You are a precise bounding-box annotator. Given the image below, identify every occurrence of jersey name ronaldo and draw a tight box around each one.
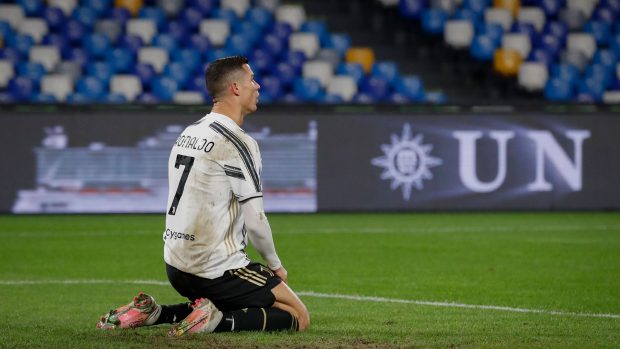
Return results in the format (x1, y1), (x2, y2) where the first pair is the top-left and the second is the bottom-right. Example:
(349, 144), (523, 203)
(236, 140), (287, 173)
(163, 112), (263, 279)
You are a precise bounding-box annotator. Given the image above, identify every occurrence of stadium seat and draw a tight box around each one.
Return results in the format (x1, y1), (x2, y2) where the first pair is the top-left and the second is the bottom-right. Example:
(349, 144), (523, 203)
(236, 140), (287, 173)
(29, 45), (61, 71)
(485, 8), (513, 31)
(260, 34), (285, 58)
(0, 60), (15, 88)
(163, 62), (190, 88)
(517, 7), (545, 32)
(336, 62), (365, 84)
(567, 32), (597, 60)
(560, 49), (588, 71)
(189, 0), (217, 16)
(249, 48), (274, 74)
(66, 92), (92, 103)
(0, 5), (25, 29)
(518, 62), (548, 91)
(289, 32), (319, 59)
(578, 76), (605, 101)
(83, 33), (111, 59)
(0, 48), (21, 65)
(33, 92), (57, 103)
(151, 76), (179, 101)
(139, 7), (167, 31)
(551, 63), (580, 87)
(345, 47), (375, 73)
(19, 0), (45, 17)
(325, 33), (351, 57)
(49, 0), (77, 16)
(8, 33), (35, 56)
(302, 60), (333, 88)
(270, 22), (293, 41)
(42, 33), (71, 58)
(301, 20), (330, 46)
(493, 0), (520, 16)
(293, 77), (324, 101)
(126, 19), (157, 45)
(222, 0), (250, 18)
(394, 75), (425, 101)
(172, 49), (201, 74)
(8, 76), (37, 101)
(17, 62), (46, 83)
(246, 6), (274, 30)
(179, 7), (203, 31)
(226, 34), (253, 56)
(559, 8), (586, 31)
(421, 8), (448, 35)
(153, 33), (179, 55)
(399, 0), (425, 19)
(444, 19), (475, 49)
(185, 34), (211, 54)
(17, 19), (48, 44)
(173, 91), (205, 104)
(540, 0), (562, 18)
(256, 0), (280, 12)
(258, 75), (284, 101)
(603, 90), (620, 103)
(106, 48), (134, 74)
(102, 93), (128, 104)
(371, 61), (399, 86)
(95, 20), (122, 43)
(72, 6), (98, 29)
(115, 0), (144, 16)
(110, 74), (142, 101)
(502, 33), (532, 59)
(200, 19), (230, 46)
(40, 74), (73, 101)
(326, 75), (357, 102)
(76, 76), (106, 100)
(108, 7), (132, 27)
(494, 48), (523, 76)
(118, 34), (143, 54)
(584, 21), (612, 46)
(53, 61), (82, 82)
(42, 7), (65, 31)
(86, 61), (114, 84)
(316, 48), (341, 69)
(567, 0), (596, 18)
(360, 76), (390, 100)
(137, 47), (168, 73)
(270, 62), (296, 87)
(275, 4), (306, 31)
(593, 49), (618, 69)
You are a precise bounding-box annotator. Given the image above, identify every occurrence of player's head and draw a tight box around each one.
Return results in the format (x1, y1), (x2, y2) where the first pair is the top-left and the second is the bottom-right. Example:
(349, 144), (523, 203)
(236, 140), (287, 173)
(205, 56), (260, 114)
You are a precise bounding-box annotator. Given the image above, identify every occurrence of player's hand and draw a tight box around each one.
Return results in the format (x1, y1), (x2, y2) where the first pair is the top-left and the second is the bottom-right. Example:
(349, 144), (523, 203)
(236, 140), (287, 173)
(273, 266), (288, 284)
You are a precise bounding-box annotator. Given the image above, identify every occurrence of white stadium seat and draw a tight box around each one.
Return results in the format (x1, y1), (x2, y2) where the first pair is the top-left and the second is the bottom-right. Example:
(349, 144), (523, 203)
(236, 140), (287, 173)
(567, 32), (597, 60)
(95, 20), (122, 43)
(316, 48), (341, 69)
(502, 33), (532, 59)
(517, 7), (546, 32)
(0, 4), (25, 29)
(138, 47), (169, 73)
(48, 0), (77, 16)
(567, 0), (597, 18)
(221, 0), (250, 17)
(200, 19), (230, 46)
(275, 4), (306, 30)
(0, 60), (15, 88)
(126, 19), (157, 45)
(444, 19), (474, 49)
(173, 91), (205, 104)
(54, 61), (83, 82)
(485, 8), (513, 31)
(29, 45), (61, 71)
(110, 75), (143, 101)
(256, 0), (280, 12)
(302, 60), (334, 88)
(289, 32), (319, 59)
(327, 75), (357, 102)
(518, 62), (548, 91)
(603, 90), (620, 104)
(41, 74), (73, 101)
(18, 19), (49, 43)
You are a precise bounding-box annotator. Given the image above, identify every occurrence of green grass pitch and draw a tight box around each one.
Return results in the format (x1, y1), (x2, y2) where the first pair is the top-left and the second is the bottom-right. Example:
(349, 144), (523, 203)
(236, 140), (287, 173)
(0, 212), (619, 348)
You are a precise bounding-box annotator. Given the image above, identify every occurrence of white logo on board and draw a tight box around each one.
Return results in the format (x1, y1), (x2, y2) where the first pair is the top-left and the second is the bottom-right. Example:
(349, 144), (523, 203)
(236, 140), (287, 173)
(371, 124), (442, 200)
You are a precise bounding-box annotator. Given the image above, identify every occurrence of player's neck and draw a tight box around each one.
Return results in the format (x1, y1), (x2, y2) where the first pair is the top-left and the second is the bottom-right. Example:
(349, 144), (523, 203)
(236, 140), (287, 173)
(211, 101), (244, 126)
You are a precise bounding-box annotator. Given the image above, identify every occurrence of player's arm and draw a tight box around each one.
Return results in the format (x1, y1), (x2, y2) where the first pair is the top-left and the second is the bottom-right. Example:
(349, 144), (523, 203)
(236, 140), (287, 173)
(241, 197), (287, 282)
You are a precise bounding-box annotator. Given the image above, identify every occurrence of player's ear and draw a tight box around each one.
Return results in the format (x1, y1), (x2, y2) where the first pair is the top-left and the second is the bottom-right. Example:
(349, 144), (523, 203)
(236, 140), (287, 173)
(229, 82), (240, 96)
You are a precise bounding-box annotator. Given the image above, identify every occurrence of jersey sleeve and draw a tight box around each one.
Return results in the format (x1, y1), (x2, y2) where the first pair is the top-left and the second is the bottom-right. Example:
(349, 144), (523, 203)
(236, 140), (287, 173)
(217, 138), (263, 203)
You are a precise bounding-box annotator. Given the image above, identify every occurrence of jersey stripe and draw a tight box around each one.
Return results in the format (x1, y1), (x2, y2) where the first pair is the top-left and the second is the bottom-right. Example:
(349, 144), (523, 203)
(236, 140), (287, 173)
(209, 122), (261, 192)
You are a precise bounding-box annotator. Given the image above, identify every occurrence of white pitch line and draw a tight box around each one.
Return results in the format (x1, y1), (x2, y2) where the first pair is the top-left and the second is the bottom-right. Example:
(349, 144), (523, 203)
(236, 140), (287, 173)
(0, 279), (618, 320)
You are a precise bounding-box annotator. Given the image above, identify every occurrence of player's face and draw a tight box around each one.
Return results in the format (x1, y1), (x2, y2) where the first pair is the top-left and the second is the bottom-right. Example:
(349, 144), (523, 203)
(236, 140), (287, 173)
(238, 64), (260, 114)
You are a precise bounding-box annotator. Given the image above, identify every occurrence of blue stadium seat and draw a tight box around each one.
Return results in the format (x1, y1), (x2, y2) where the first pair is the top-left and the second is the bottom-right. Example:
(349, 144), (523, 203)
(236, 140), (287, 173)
(187, 74), (209, 95)
(282, 50), (306, 73)
(106, 47), (134, 73)
(72, 6), (98, 29)
(64, 47), (91, 68)
(534, 34), (562, 58)
(43, 6), (66, 31)
(577, 76), (605, 101)
(172, 49), (201, 74)
(189, 0), (216, 16)
(592, 6), (615, 25)
(528, 48), (554, 66)
(139, 7), (167, 31)
(153, 33), (179, 54)
(0, 20), (14, 42)
(8, 77), (37, 101)
(543, 21), (568, 40)
(394, 75), (425, 101)
(336, 62), (365, 84)
(17, 0), (44, 16)
(132, 63), (157, 87)
(213, 8), (238, 23)
(42, 33), (71, 58)
(151, 76), (179, 101)
(118, 34), (144, 53)
(324, 33), (351, 57)
(293, 77), (324, 101)
(399, 0), (425, 19)
(585, 63), (614, 88)
(322, 93), (343, 104)
(185, 34), (211, 54)
(234, 21), (262, 44)
(511, 22), (538, 42)
(107, 7), (131, 27)
(257, 75), (283, 101)
(163, 62), (190, 88)
(465, 0), (491, 14)
(88, 0), (112, 17)
(371, 61), (399, 87)
(63, 19), (88, 45)
(454, 8), (481, 23)
(102, 92), (127, 103)
(225, 33), (253, 56)
(83, 33), (111, 59)
(550, 63), (580, 87)
(134, 93), (158, 103)
(425, 91), (447, 104)
(270, 22), (293, 41)
(250, 48), (274, 74)
(206, 48), (231, 62)
(0, 92), (16, 103)
(166, 21), (188, 42)
(360, 76), (390, 101)
(66, 92), (93, 103)
(76, 76), (106, 100)
(270, 62), (296, 87)
(421, 9), (448, 35)
(352, 92), (376, 104)
(246, 6), (274, 30)
(300, 20), (329, 46)
(544, 77), (574, 101)
(179, 7), (203, 31)
(33, 92), (56, 103)
(592, 49), (618, 68)
(86, 61), (114, 84)
(0, 48), (21, 64)
(478, 22), (504, 46)
(539, 0), (562, 18)
(470, 35), (497, 61)
(260, 34), (285, 58)
(388, 92), (412, 104)
(7, 34), (35, 56)
(17, 62), (46, 82)
(585, 20), (612, 45)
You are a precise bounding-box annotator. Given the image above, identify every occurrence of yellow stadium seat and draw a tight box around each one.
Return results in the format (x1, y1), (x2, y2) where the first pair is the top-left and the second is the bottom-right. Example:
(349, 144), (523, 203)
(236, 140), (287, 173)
(115, 0), (144, 16)
(345, 47), (375, 73)
(494, 0), (520, 17)
(493, 48), (522, 76)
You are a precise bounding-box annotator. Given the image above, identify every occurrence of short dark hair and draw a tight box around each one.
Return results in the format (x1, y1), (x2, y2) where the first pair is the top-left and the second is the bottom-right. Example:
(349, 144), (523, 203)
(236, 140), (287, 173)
(204, 56), (249, 100)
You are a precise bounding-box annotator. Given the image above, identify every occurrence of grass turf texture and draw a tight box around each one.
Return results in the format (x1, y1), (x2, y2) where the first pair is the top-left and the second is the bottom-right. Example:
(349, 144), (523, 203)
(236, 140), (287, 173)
(0, 212), (619, 348)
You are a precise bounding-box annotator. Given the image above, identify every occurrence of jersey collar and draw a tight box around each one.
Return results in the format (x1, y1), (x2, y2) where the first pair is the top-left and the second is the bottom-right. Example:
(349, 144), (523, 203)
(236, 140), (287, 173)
(208, 112), (243, 132)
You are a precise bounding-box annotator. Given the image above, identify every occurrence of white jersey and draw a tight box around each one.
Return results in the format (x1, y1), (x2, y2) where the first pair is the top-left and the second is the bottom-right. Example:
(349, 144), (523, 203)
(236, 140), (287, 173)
(163, 112), (263, 279)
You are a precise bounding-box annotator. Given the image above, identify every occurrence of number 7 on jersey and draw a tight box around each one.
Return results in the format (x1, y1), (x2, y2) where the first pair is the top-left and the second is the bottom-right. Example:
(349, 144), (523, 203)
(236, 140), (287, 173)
(168, 154), (195, 215)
